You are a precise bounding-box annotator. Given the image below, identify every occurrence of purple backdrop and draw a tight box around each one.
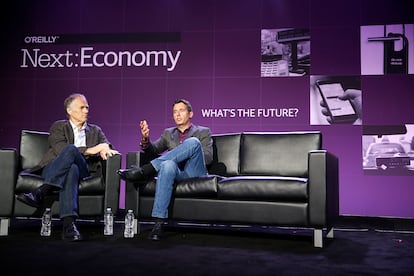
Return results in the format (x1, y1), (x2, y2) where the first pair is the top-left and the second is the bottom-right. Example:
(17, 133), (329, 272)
(1, 0), (414, 218)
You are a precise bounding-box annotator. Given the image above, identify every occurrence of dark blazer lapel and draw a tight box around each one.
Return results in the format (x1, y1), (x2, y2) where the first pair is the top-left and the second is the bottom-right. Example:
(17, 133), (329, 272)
(188, 125), (196, 137)
(85, 124), (93, 148)
(171, 128), (180, 146)
(64, 121), (75, 144)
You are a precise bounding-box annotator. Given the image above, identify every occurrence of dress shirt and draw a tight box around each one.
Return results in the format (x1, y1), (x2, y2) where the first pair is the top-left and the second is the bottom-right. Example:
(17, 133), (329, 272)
(70, 120), (86, 148)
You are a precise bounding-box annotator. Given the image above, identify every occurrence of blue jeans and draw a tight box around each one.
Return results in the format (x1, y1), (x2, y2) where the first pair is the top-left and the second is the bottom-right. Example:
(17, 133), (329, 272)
(41, 145), (89, 218)
(150, 137), (207, 218)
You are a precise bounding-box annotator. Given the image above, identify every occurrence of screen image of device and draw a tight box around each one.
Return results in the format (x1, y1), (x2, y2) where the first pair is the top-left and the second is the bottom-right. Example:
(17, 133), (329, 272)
(316, 80), (358, 123)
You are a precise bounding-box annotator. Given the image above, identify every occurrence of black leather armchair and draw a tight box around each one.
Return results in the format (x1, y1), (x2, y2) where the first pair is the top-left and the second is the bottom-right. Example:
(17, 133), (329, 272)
(0, 130), (121, 236)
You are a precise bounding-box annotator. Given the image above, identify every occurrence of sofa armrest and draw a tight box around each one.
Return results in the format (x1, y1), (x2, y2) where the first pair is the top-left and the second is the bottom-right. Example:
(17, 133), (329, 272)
(0, 148), (18, 217)
(308, 150), (339, 227)
(103, 153), (121, 215)
(126, 151), (141, 168)
(124, 152), (142, 212)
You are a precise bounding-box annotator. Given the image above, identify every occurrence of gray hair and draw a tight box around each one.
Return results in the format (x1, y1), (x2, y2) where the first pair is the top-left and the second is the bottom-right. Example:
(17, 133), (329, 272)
(64, 93), (87, 116)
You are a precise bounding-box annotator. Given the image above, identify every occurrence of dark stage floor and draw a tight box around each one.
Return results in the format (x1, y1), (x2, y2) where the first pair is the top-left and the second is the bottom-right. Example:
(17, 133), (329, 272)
(1, 215), (413, 275)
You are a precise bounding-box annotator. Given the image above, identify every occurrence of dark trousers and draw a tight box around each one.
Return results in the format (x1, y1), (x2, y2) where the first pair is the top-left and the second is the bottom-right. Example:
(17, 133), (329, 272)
(41, 145), (89, 218)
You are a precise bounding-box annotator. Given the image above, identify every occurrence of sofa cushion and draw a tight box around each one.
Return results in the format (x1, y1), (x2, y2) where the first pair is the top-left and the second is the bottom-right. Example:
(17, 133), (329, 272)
(240, 132), (321, 177)
(140, 175), (220, 198)
(210, 133), (241, 176)
(20, 130), (49, 170)
(217, 176), (308, 201)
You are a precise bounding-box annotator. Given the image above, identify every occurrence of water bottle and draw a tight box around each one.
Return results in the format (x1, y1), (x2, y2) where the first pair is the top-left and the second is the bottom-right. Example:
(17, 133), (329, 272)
(40, 208), (52, 236)
(104, 207), (114, 236)
(124, 209), (135, 238)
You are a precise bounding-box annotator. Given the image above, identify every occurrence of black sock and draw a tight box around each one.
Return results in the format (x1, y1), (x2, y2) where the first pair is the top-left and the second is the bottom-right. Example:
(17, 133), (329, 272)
(38, 184), (58, 197)
(62, 216), (75, 227)
(141, 163), (156, 176)
(154, 218), (165, 225)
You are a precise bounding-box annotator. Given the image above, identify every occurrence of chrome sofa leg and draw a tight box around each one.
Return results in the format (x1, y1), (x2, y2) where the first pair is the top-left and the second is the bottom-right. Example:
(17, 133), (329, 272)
(134, 218), (140, 234)
(326, 227), (334, 239)
(314, 227), (334, 248)
(314, 228), (323, 248)
(0, 218), (9, 236)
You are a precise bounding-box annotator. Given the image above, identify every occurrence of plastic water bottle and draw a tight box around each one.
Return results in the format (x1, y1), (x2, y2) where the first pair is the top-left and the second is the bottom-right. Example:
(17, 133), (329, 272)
(40, 208), (52, 236)
(124, 209), (135, 238)
(104, 207), (114, 236)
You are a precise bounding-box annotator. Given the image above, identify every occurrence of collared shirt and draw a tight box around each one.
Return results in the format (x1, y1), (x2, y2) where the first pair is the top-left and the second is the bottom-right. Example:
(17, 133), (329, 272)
(179, 125), (192, 144)
(70, 120), (86, 147)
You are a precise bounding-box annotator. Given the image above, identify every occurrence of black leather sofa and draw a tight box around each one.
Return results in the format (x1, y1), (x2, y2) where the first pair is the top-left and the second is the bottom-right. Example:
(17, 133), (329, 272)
(0, 130), (121, 236)
(125, 131), (339, 247)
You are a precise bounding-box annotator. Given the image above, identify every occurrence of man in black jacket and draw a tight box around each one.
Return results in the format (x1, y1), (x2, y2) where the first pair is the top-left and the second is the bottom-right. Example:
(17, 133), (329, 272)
(16, 93), (119, 241)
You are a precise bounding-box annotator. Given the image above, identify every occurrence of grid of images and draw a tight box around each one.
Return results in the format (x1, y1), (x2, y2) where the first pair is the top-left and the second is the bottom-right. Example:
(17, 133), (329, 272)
(261, 24), (414, 176)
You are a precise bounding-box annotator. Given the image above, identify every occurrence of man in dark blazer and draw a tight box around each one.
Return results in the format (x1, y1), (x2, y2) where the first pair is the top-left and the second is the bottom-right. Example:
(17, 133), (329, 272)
(118, 99), (213, 241)
(16, 93), (119, 241)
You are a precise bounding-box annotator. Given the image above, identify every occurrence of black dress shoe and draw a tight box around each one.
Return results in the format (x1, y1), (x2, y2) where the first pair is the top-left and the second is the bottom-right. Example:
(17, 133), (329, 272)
(16, 192), (41, 208)
(117, 165), (146, 181)
(148, 220), (164, 241)
(16, 184), (58, 209)
(62, 222), (82, 242)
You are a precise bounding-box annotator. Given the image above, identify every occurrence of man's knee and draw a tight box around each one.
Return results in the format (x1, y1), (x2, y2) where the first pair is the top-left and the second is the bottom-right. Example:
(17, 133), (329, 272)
(183, 137), (201, 149)
(61, 144), (78, 156)
(68, 164), (80, 178)
(159, 160), (178, 175)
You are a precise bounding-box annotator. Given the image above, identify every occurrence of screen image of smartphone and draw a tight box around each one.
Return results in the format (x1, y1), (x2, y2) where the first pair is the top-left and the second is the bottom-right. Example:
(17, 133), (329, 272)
(316, 80), (358, 123)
